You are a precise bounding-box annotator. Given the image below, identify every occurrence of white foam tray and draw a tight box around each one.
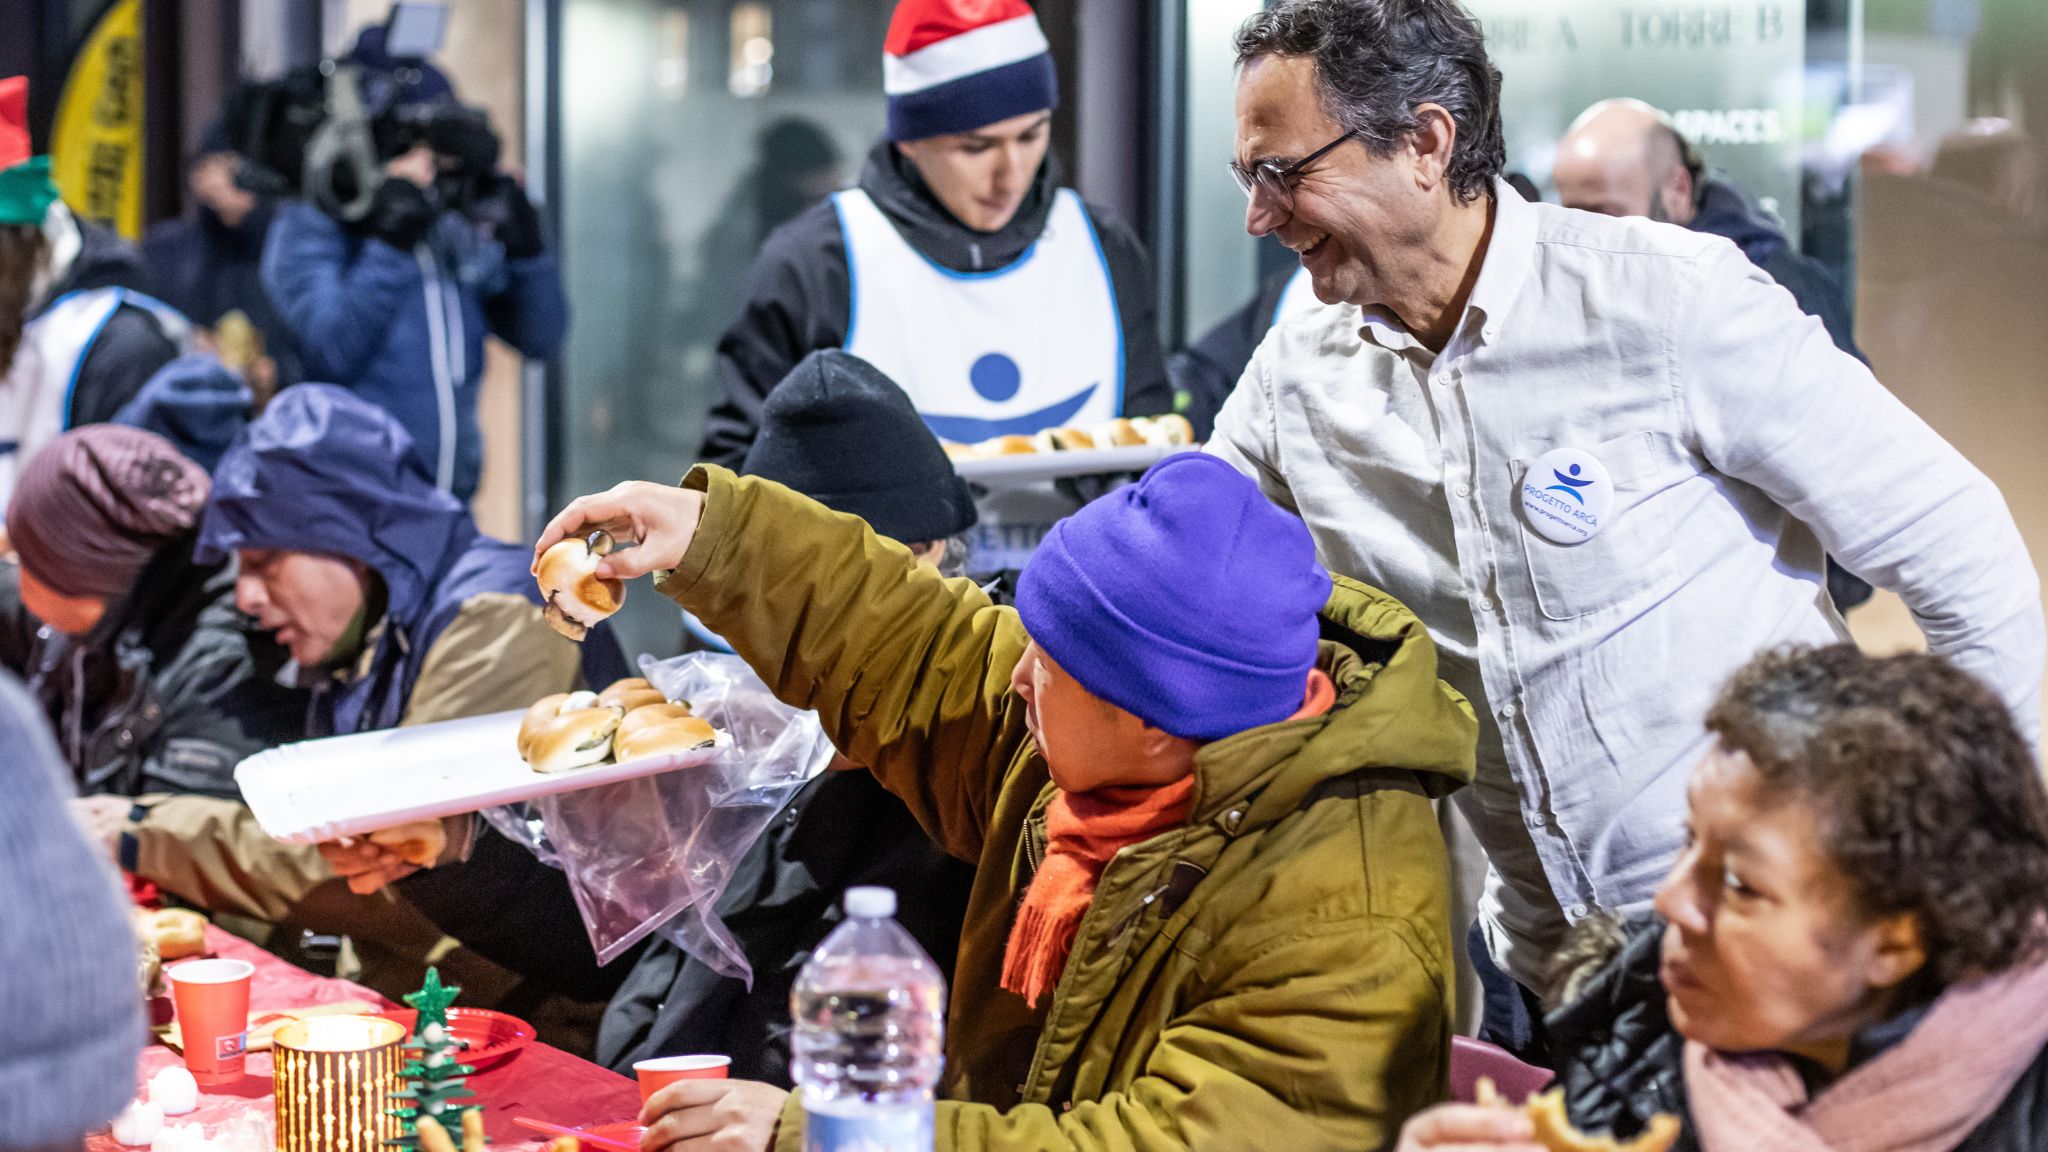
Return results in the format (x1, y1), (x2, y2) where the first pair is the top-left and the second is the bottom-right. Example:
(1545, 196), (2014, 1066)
(235, 709), (731, 845)
(953, 443), (1193, 486)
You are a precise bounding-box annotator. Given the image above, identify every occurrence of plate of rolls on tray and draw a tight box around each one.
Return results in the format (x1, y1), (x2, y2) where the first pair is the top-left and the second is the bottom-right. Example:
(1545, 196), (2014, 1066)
(946, 414), (1198, 486)
(234, 676), (730, 845)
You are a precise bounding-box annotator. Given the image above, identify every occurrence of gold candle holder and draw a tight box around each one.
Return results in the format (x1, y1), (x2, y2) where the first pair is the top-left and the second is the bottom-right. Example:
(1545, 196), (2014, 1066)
(272, 1015), (408, 1152)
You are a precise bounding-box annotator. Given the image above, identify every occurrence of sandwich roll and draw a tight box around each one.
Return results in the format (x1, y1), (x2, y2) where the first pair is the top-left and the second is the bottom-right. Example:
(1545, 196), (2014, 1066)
(617, 701), (696, 745)
(1133, 413), (1196, 447)
(536, 531), (625, 642)
(518, 690), (601, 758)
(597, 677), (666, 712)
(1031, 427), (1095, 453)
(526, 706), (626, 774)
(978, 434), (1037, 457)
(1091, 418), (1146, 448)
(614, 716), (720, 764)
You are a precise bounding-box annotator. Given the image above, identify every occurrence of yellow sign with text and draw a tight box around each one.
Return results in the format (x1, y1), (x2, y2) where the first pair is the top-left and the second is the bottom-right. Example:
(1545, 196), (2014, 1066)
(51, 0), (144, 239)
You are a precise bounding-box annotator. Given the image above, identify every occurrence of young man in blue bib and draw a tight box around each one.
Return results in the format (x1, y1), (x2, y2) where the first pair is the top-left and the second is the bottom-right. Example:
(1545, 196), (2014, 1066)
(700, 0), (1174, 466)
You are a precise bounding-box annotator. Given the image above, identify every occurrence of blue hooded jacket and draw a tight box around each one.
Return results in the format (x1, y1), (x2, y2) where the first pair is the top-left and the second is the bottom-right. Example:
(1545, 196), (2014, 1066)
(262, 198), (567, 502)
(195, 385), (625, 736)
(112, 355), (253, 472)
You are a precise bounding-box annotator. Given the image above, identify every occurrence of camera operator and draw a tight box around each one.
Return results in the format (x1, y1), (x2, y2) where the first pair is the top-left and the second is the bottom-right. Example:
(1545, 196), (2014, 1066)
(261, 98), (566, 503)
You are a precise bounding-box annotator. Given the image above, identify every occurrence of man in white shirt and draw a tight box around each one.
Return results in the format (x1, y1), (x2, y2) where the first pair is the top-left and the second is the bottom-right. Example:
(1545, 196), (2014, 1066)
(1210, 0), (2044, 1040)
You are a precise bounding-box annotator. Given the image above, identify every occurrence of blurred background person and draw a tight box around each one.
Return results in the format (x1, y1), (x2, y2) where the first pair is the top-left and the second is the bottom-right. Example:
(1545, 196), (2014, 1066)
(0, 668), (143, 1152)
(1397, 645), (2048, 1151)
(701, 0), (1172, 466)
(0, 76), (185, 507)
(262, 86), (566, 502)
(1930, 118), (2047, 233)
(143, 127), (298, 393)
(1554, 99), (1860, 362)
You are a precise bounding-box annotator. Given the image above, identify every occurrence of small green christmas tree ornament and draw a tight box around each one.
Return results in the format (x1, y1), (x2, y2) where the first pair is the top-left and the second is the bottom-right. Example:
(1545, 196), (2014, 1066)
(387, 967), (480, 1147)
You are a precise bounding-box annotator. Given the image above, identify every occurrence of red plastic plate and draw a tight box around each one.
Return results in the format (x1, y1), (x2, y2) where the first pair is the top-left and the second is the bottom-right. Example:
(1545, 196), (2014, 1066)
(379, 1006), (536, 1070)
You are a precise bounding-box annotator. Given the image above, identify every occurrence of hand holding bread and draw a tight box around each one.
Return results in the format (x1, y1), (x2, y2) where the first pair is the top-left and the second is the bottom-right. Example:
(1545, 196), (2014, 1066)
(535, 481), (708, 586)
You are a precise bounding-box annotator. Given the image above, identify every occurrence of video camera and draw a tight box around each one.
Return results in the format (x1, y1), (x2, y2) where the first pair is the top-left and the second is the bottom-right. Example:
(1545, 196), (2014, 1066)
(222, 3), (507, 226)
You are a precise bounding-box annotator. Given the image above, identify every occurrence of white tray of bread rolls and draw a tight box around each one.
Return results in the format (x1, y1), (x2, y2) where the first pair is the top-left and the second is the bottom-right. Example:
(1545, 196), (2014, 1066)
(236, 678), (730, 845)
(948, 414), (1199, 486)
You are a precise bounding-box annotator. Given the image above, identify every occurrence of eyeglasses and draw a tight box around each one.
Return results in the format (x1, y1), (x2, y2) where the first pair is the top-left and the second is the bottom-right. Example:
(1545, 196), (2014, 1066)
(1229, 130), (1359, 211)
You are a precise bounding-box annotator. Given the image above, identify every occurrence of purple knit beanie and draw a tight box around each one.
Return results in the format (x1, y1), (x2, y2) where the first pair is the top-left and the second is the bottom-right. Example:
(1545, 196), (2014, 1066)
(1016, 452), (1333, 742)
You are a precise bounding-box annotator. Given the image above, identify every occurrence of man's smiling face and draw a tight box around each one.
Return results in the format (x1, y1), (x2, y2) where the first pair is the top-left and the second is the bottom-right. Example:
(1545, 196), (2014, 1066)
(1234, 54), (1436, 309)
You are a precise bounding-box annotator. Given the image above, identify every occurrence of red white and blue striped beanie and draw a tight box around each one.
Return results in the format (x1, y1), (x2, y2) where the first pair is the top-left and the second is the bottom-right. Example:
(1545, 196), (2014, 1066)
(884, 0), (1059, 142)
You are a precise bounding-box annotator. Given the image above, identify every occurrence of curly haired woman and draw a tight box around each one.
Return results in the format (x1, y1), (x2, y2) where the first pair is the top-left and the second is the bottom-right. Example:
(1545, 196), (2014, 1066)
(1398, 644), (2048, 1152)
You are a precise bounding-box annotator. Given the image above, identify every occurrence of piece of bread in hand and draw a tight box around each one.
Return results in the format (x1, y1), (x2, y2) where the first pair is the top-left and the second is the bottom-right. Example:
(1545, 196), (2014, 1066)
(536, 532), (624, 641)
(1474, 1080), (1680, 1152)
(614, 716), (719, 764)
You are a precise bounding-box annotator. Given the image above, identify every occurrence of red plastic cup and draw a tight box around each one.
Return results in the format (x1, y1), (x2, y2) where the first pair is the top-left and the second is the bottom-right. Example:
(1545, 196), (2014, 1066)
(635, 1054), (731, 1101)
(166, 958), (255, 1086)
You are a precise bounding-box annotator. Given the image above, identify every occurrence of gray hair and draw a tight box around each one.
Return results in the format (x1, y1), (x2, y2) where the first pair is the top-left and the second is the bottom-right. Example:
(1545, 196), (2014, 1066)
(1236, 0), (1506, 203)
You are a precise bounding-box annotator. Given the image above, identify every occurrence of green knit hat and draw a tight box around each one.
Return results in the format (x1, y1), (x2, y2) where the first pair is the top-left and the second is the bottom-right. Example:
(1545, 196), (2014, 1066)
(0, 155), (59, 227)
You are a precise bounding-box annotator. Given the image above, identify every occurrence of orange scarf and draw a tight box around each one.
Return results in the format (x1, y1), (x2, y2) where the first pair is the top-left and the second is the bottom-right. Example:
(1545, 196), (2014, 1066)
(1000, 672), (1337, 1008)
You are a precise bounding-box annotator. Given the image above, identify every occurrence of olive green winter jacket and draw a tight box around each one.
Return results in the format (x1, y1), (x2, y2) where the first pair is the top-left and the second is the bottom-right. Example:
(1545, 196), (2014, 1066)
(661, 465), (1478, 1152)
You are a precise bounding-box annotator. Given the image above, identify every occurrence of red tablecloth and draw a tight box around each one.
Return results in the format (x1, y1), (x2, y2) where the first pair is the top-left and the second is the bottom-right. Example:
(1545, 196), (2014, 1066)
(90, 926), (641, 1150)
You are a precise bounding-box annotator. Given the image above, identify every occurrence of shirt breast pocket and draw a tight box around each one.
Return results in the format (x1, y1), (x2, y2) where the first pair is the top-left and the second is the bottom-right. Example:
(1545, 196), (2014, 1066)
(1511, 430), (1677, 622)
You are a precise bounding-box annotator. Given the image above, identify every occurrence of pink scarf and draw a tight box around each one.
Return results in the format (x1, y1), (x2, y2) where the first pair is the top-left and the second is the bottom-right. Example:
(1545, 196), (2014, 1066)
(1686, 957), (2048, 1152)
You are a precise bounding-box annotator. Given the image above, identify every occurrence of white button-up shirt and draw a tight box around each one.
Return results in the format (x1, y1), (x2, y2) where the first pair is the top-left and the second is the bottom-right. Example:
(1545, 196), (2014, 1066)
(1209, 180), (2045, 986)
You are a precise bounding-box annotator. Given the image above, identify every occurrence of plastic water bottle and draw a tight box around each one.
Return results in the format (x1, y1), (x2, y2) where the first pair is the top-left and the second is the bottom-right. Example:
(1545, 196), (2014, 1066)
(791, 886), (947, 1152)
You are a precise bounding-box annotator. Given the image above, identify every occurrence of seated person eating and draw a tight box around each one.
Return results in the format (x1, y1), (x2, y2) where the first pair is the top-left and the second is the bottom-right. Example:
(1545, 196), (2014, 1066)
(537, 450), (1479, 1151)
(1396, 644), (2048, 1152)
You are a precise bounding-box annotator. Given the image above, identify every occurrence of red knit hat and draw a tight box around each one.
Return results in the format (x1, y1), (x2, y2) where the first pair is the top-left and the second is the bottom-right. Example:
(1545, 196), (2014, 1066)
(0, 76), (29, 171)
(883, 0), (1057, 141)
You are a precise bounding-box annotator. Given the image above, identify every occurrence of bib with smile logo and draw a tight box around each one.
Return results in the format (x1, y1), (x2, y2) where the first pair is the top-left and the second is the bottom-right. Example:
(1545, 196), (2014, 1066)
(833, 187), (1124, 443)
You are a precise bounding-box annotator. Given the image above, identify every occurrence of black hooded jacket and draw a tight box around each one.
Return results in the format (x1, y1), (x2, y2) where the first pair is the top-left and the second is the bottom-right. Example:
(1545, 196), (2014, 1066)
(143, 200), (299, 386)
(1547, 920), (2048, 1152)
(0, 531), (306, 800)
(701, 142), (1172, 466)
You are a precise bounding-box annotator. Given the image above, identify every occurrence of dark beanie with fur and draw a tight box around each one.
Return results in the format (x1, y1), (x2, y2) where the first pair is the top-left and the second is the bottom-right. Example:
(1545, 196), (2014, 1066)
(7, 425), (210, 600)
(742, 350), (977, 544)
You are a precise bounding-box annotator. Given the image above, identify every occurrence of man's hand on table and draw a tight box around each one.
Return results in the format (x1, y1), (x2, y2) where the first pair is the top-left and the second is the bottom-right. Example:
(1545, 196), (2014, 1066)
(318, 818), (448, 894)
(68, 793), (131, 858)
(639, 1079), (788, 1152)
(535, 481), (707, 582)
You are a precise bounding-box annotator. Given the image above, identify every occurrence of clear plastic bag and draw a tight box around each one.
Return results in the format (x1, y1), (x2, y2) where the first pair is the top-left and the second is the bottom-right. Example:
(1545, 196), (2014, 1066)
(481, 651), (834, 980)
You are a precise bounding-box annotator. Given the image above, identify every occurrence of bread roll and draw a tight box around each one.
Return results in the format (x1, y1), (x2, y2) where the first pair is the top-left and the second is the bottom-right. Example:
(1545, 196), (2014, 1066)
(614, 716), (719, 764)
(1091, 418), (1146, 447)
(617, 701), (696, 744)
(537, 532), (625, 641)
(1031, 427), (1095, 452)
(978, 434), (1037, 456)
(518, 690), (602, 758)
(135, 908), (207, 960)
(941, 441), (979, 462)
(1133, 413), (1196, 447)
(526, 706), (625, 774)
(598, 677), (667, 713)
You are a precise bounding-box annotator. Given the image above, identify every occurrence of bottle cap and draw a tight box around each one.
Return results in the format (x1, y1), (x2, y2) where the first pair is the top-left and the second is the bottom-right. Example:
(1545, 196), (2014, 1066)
(844, 886), (897, 919)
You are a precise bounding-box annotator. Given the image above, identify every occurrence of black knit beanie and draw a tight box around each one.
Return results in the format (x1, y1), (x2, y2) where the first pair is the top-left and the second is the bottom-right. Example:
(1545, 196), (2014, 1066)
(742, 350), (978, 544)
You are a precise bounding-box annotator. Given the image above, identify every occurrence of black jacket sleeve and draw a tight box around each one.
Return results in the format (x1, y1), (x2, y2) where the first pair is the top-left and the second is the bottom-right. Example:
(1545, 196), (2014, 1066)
(394, 823), (640, 1003)
(1087, 206), (1173, 420)
(69, 305), (178, 426)
(700, 206), (852, 469)
(1761, 248), (1865, 364)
